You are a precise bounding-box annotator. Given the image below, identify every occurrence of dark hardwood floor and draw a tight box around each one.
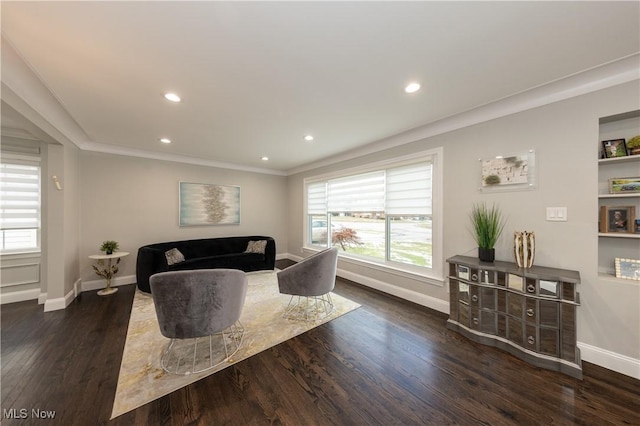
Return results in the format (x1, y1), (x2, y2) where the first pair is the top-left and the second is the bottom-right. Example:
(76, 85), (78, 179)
(2, 260), (639, 425)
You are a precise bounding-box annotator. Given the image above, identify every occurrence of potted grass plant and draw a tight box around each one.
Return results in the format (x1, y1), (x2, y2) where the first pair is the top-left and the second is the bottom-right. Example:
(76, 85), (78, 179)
(470, 202), (505, 262)
(100, 240), (119, 255)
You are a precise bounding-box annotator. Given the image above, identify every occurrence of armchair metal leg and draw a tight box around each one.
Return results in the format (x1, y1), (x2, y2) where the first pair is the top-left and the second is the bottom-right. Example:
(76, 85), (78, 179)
(282, 293), (334, 321)
(160, 321), (245, 375)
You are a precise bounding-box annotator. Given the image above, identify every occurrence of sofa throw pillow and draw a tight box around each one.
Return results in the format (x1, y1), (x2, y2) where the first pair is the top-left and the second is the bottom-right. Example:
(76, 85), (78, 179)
(244, 240), (267, 254)
(165, 248), (185, 266)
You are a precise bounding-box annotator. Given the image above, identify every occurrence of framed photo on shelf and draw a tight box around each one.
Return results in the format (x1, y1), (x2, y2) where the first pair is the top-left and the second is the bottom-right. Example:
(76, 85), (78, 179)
(609, 177), (640, 194)
(602, 139), (628, 158)
(599, 206), (636, 233)
(615, 258), (640, 281)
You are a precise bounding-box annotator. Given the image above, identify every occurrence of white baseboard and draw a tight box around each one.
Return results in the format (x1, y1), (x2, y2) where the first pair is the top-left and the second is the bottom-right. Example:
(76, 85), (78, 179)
(44, 282), (78, 312)
(42, 275), (136, 312)
(337, 268), (449, 314)
(286, 253), (304, 262)
(275, 253), (290, 261)
(81, 274), (136, 292)
(578, 342), (640, 380)
(38, 292), (47, 304)
(282, 252), (449, 314)
(0, 288), (40, 304)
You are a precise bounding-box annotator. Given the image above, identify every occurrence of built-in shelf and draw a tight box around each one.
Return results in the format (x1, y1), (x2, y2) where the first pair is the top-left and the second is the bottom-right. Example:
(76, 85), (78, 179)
(598, 110), (640, 282)
(598, 193), (640, 199)
(598, 233), (640, 239)
(598, 156), (640, 165)
(599, 110), (640, 124)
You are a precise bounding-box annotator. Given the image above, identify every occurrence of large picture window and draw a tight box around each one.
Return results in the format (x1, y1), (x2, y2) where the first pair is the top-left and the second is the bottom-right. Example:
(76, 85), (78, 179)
(0, 157), (41, 253)
(304, 149), (442, 280)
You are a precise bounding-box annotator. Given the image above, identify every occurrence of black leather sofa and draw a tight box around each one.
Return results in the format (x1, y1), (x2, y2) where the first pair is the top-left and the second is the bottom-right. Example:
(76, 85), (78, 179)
(136, 236), (276, 293)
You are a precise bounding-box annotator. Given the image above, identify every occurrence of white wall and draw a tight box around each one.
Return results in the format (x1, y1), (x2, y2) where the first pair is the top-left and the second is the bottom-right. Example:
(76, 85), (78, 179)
(78, 151), (288, 283)
(287, 80), (640, 376)
(44, 143), (65, 300)
(42, 141), (81, 309)
(63, 141), (80, 296)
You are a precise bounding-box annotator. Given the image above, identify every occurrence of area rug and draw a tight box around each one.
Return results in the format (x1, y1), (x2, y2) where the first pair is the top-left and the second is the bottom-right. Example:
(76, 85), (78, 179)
(111, 270), (360, 419)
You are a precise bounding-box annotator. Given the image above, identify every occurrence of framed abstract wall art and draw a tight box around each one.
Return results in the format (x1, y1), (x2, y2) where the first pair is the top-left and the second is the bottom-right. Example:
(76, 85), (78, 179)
(179, 182), (240, 226)
(479, 149), (536, 192)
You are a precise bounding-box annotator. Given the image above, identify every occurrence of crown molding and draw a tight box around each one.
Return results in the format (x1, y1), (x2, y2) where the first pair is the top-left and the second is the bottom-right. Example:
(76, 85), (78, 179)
(80, 141), (288, 176)
(287, 53), (640, 176)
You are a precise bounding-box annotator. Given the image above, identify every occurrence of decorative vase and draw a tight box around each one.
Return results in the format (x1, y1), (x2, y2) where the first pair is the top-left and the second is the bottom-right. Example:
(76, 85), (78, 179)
(514, 231), (535, 268)
(478, 247), (495, 262)
(106, 249), (113, 255)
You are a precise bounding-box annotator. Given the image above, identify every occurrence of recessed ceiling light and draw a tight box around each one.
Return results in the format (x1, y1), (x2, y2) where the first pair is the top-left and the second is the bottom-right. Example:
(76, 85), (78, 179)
(404, 82), (421, 93)
(304, 135), (314, 141)
(164, 93), (181, 102)
(261, 156), (269, 161)
(160, 138), (171, 144)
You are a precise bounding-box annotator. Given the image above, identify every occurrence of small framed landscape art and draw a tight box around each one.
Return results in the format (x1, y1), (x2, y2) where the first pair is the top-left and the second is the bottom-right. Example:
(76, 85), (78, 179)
(615, 258), (640, 281)
(599, 206), (636, 233)
(179, 182), (240, 226)
(609, 177), (640, 194)
(602, 139), (628, 158)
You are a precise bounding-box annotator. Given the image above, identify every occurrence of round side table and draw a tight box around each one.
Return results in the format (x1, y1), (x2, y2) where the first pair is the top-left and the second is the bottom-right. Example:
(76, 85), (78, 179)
(89, 251), (130, 296)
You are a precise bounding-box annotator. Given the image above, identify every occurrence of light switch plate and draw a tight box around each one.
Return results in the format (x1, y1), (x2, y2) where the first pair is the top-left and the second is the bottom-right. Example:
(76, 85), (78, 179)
(546, 207), (567, 221)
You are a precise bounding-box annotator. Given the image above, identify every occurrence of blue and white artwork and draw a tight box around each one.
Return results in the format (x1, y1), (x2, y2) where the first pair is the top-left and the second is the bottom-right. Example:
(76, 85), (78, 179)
(179, 182), (240, 226)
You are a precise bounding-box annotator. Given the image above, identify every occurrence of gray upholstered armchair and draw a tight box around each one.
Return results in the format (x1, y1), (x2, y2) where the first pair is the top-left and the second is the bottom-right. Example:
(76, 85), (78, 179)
(150, 269), (247, 375)
(277, 247), (339, 321)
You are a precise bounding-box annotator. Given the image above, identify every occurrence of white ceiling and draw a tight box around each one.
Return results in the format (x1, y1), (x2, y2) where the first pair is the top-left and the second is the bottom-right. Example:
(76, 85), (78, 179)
(1, 1), (639, 173)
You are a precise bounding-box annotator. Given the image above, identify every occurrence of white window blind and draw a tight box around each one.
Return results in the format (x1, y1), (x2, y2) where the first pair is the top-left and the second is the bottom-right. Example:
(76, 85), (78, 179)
(0, 157), (41, 252)
(327, 171), (385, 212)
(1, 162), (40, 229)
(307, 182), (327, 215)
(386, 162), (432, 215)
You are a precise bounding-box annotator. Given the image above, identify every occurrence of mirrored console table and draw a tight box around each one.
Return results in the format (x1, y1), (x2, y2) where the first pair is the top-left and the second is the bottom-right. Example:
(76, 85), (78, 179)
(446, 255), (582, 379)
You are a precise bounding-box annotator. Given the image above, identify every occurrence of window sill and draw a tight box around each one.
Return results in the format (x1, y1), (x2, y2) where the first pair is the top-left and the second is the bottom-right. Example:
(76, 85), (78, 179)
(302, 246), (444, 287)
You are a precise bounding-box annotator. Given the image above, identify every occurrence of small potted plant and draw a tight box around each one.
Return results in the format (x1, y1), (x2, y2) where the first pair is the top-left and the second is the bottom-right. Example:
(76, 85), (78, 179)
(100, 240), (119, 255)
(470, 202), (505, 262)
(626, 135), (640, 156)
